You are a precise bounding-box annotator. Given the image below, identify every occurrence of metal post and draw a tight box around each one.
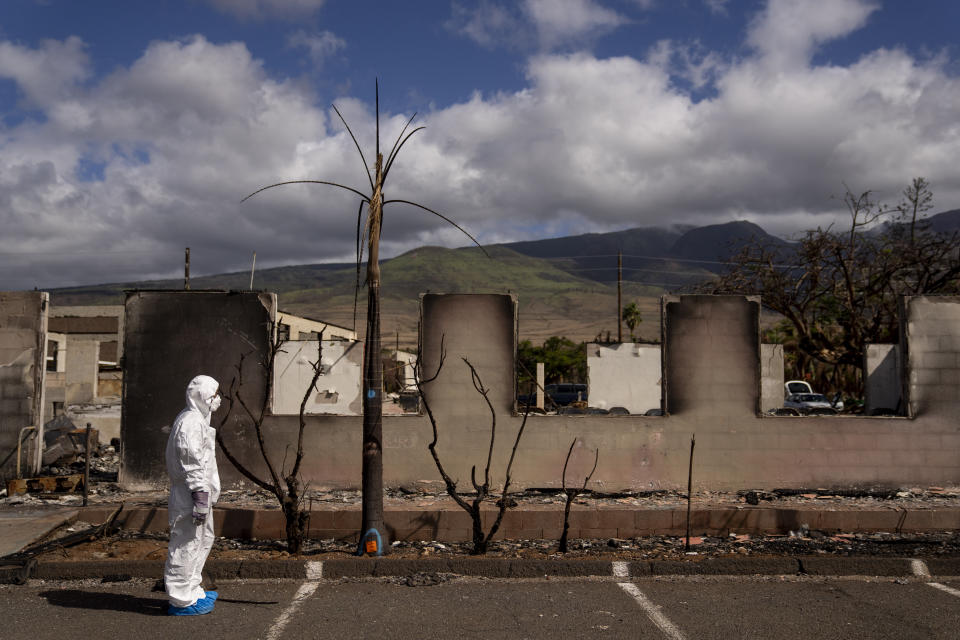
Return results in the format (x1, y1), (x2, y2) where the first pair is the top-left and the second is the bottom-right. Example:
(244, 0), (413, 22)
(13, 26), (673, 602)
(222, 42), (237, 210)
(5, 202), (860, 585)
(83, 422), (92, 507)
(249, 251), (257, 289)
(617, 250), (622, 343)
(184, 247), (191, 290)
(685, 434), (695, 551)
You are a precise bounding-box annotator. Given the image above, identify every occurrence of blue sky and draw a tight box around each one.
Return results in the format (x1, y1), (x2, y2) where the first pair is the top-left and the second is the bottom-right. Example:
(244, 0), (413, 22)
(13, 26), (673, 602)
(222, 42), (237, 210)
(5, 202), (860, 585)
(1, 0), (958, 289)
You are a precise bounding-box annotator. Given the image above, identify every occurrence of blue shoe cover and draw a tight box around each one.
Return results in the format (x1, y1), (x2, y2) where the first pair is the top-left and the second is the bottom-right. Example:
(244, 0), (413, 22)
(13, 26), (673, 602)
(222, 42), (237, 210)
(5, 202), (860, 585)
(168, 597), (215, 616)
(204, 591), (218, 601)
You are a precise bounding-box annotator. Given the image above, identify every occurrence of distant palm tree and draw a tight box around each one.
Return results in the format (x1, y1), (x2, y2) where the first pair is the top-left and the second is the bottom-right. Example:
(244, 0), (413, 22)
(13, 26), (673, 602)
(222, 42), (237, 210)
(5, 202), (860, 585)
(622, 302), (642, 341)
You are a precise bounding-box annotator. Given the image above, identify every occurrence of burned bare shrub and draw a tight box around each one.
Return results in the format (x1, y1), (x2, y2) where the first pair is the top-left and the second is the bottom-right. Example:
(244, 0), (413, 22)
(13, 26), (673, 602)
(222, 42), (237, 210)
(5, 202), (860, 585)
(416, 346), (531, 555)
(216, 327), (325, 554)
(558, 439), (598, 553)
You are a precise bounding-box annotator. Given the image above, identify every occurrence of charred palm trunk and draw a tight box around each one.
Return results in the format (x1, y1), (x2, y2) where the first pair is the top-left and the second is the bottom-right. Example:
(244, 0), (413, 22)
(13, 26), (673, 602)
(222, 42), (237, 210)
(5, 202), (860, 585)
(359, 154), (387, 555)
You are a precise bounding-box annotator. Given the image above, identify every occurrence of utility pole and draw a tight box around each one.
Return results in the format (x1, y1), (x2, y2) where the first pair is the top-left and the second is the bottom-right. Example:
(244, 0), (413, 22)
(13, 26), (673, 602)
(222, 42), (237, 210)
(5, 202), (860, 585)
(617, 250), (622, 343)
(184, 247), (190, 290)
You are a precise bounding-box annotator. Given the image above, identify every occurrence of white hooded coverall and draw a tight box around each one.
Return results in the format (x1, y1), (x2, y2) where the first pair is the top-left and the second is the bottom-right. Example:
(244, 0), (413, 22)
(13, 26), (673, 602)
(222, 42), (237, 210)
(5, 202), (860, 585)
(164, 375), (221, 608)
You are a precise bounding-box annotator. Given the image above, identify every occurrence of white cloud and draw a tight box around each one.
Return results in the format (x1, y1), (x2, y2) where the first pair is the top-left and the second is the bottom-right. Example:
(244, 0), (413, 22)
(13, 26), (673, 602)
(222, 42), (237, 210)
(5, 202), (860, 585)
(287, 30), (346, 67)
(446, 1), (525, 50)
(523, 0), (628, 50)
(205, 0), (326, 20)
(447, 0), (627, 51)
(746, 0), (879, 70)
(0, 37), (90, 107)
(704, 0), (729, 15)
(2, 1), (960, 290)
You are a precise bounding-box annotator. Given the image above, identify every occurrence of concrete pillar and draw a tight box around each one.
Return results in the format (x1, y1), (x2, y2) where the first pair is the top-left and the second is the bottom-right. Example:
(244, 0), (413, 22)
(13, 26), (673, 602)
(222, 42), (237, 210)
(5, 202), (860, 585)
(536, 362), (545, 410)
(663, 295), (760, 416)
(65, 338), (99, 404)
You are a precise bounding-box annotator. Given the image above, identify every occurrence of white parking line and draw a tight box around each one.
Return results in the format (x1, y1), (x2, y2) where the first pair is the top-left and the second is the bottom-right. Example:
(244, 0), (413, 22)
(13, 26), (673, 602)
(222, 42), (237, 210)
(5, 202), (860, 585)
(927, 583), (960, 598)
(618, 583), (688, 640)
(613, 560), (687, 640)
(910, 558), (960, 599)
(911, 559), (931, 578)
(265, 561), (323, 640)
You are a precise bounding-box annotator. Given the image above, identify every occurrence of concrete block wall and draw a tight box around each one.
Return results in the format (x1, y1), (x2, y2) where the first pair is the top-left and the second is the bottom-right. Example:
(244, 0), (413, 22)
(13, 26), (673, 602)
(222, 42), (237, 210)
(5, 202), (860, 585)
(903, 296), (960, 417)
(0, 291), (48, 480)
(120, 292), (960, 492)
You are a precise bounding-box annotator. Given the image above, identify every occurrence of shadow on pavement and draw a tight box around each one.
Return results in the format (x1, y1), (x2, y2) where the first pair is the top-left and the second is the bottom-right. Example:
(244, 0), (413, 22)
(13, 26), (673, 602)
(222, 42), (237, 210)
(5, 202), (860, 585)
(40, 590), (168, 616)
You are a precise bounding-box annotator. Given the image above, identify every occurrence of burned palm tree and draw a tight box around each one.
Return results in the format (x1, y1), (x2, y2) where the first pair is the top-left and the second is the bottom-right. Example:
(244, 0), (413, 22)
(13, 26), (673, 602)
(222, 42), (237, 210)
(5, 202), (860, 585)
(243, 82), (484, 555)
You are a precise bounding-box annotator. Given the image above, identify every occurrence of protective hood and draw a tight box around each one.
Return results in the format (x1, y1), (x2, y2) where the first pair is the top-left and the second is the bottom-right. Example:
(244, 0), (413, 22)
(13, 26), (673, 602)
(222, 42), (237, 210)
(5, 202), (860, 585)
(185, 375), (220, 419)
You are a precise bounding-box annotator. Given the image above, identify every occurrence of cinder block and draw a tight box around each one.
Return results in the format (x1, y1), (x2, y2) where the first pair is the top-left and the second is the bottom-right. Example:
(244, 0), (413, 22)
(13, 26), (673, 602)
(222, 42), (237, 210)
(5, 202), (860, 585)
(818, 511), (859, 532)
(871, 434), (914, 452)
(855, 511), (900, 531)
(918, 352), (957, 369)
(541, 528), (566, 540)
(672, 509), (711, 532)
(331, 509), (361, 529)
(925, 450), (959, 467)
(635, 510), (673, 532)
(857, 450), (894, 467)
(940, 369), (960, 385)
(597, 509), (635, 529)
(911, 369), (941, 385)
(521, 509), (563, 530)
(909, 510), (960, 531)
(306, 510), (335, 530)
(566, 509), (600, 528)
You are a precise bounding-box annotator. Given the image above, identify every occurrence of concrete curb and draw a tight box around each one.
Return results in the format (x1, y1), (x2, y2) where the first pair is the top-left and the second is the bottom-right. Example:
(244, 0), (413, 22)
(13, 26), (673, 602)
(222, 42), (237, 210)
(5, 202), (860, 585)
(3, 556), (957, 584)
(75, 505), (960, 542)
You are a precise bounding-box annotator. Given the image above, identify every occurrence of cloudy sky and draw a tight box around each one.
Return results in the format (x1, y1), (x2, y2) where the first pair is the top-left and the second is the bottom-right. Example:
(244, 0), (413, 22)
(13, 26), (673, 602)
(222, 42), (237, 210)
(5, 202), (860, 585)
(1, 0), (958, 290)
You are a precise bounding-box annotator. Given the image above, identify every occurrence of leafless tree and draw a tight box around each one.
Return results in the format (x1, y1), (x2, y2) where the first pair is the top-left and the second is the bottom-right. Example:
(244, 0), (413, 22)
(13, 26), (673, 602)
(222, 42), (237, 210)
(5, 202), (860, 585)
(415, 342), (531, 554)
(216, 328), (325, 554)
(558, 439), (598, 553)
(242, 82), (485, 554)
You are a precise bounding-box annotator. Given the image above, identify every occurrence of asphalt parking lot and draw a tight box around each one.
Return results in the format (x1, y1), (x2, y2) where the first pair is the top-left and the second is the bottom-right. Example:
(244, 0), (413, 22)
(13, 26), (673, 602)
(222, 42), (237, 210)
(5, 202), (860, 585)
(3, 562), (960, 640)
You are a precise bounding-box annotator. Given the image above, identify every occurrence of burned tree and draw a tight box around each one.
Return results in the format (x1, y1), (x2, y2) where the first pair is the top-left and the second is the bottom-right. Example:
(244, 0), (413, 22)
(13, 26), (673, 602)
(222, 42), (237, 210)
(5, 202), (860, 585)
(416, 345), (531, 555)
(243, 83), (485, 554)
(558, 439), (598, 553)
(216, 329), (325, 554)
(700, 178), (960, 400)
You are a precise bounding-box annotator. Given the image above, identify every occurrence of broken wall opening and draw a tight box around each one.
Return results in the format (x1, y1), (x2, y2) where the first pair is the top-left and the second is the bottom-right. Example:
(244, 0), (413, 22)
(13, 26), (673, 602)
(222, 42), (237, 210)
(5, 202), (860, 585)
(272, 339), (363, 416)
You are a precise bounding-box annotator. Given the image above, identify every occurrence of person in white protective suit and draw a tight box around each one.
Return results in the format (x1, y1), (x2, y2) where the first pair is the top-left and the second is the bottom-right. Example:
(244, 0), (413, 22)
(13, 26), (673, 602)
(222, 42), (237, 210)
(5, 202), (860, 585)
(164, 375), (222, 616)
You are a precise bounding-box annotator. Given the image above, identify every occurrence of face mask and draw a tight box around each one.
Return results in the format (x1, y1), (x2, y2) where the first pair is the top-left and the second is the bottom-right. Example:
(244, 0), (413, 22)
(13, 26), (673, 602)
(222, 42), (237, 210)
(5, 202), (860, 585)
(209, 394), (222, 413)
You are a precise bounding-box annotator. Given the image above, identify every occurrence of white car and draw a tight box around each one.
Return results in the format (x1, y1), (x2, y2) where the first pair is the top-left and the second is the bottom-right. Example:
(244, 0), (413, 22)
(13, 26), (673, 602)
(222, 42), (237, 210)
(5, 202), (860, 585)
(784, 393), (838, 415)
(784, 380), (843, 411)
